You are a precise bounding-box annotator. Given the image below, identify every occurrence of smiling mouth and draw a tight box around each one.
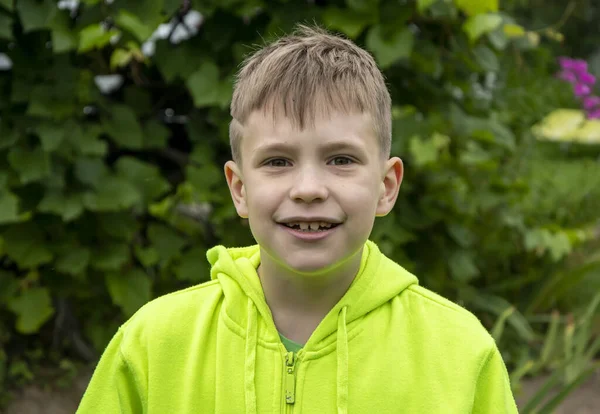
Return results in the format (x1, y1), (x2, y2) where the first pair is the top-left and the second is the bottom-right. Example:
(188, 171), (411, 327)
(279, 222), (341, 232)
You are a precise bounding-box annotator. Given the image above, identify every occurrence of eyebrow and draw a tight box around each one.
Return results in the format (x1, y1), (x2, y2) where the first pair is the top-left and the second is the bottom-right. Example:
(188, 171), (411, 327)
(252, 140), (367, 157)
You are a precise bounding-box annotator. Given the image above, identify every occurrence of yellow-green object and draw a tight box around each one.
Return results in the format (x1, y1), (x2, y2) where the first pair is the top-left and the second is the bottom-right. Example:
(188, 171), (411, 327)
(533, 109), (600, 144)
(77, 241), (518, 413)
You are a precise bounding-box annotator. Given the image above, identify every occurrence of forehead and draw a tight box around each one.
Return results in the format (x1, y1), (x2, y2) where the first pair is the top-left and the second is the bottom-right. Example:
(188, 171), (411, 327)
(242, 110), (378, 153)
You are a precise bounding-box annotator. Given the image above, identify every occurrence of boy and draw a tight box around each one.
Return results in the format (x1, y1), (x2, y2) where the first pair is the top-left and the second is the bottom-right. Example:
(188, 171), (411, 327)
(78, 25), (518, 413)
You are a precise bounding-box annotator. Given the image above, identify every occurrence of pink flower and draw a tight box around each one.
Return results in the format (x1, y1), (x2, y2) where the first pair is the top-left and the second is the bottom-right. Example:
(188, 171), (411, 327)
(558, 71), (577, 83)
(587, 108), (600, 119)
(578, 72), (596, 85)
(559, 57), (588, 73)
(583, 96), (600, 110)
(574, 83), (591, 97)
(571, 60), (588, 75)
(558, 56), (575, 69)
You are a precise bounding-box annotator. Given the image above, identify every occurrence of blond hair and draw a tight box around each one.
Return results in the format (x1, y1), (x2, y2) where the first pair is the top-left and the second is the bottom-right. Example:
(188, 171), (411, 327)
(229, 24), (391, 163)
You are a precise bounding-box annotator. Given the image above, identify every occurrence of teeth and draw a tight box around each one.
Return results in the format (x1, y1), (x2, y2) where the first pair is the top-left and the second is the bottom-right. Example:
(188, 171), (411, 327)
(285, 221), (336, 231)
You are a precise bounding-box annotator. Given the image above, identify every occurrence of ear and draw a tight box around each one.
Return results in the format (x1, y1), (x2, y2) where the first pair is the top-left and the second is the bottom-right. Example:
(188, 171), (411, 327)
(224, 160), (248, 219)
(376, 157), (404, 217)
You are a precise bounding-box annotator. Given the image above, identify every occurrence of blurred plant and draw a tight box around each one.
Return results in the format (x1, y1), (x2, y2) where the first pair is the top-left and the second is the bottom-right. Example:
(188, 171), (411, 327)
(514, 292), (600, 413)
(557, 56), (600, 118)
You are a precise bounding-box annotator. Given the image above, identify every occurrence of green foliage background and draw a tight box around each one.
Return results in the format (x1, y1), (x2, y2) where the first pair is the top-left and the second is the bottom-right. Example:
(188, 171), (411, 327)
(0, 0), (599, 403)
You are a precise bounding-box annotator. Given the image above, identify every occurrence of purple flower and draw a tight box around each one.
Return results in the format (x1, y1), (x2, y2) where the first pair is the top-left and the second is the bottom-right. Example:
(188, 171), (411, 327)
(574, 83), (591, 97)
(578, 72), (596, 85)
(558, 71), (577, 83)
(559, 57), (588, 73)
(588, 108), (600, 119)
(583, 96), (600, 110)
(558, 56), (574, 69)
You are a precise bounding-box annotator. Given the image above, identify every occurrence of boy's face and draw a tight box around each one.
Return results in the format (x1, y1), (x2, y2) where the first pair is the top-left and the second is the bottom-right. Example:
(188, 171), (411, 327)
(225, 110), (403, 275)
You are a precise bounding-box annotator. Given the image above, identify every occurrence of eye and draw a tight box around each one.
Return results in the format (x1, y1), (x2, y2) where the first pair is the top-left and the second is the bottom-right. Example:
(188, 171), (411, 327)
(265, 158), (290, 167)
(329, 156), (354, 166)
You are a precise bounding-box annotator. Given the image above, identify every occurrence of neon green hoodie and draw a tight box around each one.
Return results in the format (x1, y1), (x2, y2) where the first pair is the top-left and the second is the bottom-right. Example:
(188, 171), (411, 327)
(78, 240), (518, 413)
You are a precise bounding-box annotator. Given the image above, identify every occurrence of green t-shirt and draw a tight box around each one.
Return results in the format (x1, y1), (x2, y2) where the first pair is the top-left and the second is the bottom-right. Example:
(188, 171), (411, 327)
(279, 333), (303, 353)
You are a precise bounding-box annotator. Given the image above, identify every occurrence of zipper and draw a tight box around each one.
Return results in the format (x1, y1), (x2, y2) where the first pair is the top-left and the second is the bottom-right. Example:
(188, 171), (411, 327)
(284, 351), (297, 409)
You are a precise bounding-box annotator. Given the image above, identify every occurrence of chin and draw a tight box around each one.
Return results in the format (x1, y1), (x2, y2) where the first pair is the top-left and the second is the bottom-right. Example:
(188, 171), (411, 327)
(281, 253), (344, 276)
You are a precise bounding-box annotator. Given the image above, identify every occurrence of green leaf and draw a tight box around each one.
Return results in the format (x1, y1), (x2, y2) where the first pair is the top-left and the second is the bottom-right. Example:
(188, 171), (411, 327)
(473, 45), (499, 72)
(409, 133), (450, 166)
(346, 0), (379, 13)
(3, 223), (54, 268)
(0, 13), (12, 40)
(114, 0), (164, 28)
(16, 0), (56, 32)
(7, 147), (51, 184)
(175, 248), (209, 282)
(99, 213), (138, 240)
(38, 191), (84, 222)
(154, 41), (205, 82)
(0, 123), (19, 150)
(103, 104), (144, 149)
(7, 287), (55, 334)
(115, 10), (153, 42)
(68, 124), (108, 156)
(0, 192), (20, 224)
(75, 157), (110, 187)
(322, 7), (375, 39)
(0, 0), (13, 11)
(55, 246), (91, 276)
(148, 223), (187, 261)
(417, 0), (437, 13)
(50, 11), (78, 53)
(91, 243), (129, 271)
(105, 269), (151, 317)
(134, 245), (160, 267)
(447, 223), (475, 248)
(187, 163), (222, 198)
(503, 23), (526, 38)
(186, 61), (221, 108)
(115, 157), (170, 203)
(365, 25), (414, 69)
(0, 270), (18, 302)
(463, 13), (502, 43)
(78, 24), (118, 53)
(110, 49), (133, 70)
(454, 0), (498, 16)
(35, 122), (66, 152)
(83, 176), (141, 212)
(448, 250), (480, 282)
(469, 293), (536, 342)
(143, 119), (170, 148)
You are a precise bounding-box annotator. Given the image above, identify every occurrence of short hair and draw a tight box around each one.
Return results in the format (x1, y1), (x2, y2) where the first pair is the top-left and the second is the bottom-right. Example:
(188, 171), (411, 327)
(229, 24), (391, 164)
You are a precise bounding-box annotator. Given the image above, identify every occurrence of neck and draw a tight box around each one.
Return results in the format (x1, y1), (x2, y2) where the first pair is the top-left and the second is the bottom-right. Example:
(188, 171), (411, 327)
(257, 247), (363, 345)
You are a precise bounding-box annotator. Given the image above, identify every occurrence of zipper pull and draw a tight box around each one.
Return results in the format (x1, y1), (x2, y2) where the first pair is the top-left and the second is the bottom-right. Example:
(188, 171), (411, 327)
(285, 352), (296, 404)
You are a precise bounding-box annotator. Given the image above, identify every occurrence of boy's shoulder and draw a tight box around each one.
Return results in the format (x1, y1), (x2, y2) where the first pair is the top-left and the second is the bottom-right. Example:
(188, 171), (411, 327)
(400, 283), (494, 347)
(120, 279), (224, 336)
(405, 284), (478, 320)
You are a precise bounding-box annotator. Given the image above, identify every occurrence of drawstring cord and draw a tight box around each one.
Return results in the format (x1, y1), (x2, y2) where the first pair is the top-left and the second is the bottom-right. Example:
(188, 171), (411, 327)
(337, 306), (349, 414)
(244, 298), (258, 414)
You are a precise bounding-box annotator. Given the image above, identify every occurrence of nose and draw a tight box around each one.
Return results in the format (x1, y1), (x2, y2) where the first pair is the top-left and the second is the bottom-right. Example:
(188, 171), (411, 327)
(289, 165), (329, 203)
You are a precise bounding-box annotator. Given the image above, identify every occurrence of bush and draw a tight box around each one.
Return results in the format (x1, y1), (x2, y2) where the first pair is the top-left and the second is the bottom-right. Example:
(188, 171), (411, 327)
(0, 0), (599, 401)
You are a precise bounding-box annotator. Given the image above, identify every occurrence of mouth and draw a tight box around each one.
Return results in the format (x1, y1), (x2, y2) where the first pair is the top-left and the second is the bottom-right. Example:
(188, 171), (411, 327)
(277, 221), (342, 232)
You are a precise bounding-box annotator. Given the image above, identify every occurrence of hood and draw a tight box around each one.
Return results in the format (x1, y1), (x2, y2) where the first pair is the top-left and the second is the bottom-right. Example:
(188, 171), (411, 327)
(206, 240), (418, 414)
(206, 239), (418, 347)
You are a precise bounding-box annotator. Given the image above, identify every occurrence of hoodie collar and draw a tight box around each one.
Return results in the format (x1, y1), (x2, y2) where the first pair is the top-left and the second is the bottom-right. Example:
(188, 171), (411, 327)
(207, 240), (418, 349)
(207, 240), (418, 414)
